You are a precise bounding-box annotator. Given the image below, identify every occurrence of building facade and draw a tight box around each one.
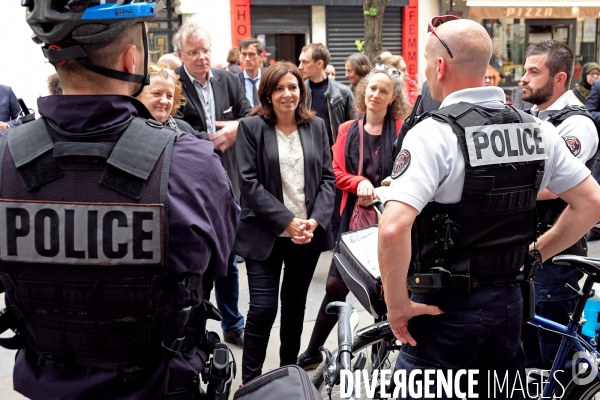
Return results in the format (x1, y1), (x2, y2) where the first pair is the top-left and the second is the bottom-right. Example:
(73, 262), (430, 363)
(447, 0), (600, 86)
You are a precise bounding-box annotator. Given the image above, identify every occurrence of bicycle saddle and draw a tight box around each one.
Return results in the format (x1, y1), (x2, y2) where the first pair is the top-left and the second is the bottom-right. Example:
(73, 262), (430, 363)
(552, 254), (600, 277)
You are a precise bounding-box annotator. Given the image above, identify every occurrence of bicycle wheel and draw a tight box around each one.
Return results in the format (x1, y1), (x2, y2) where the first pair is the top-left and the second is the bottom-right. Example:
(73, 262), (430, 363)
(560, 374), (600, 399)
(310, 320), (400, 400)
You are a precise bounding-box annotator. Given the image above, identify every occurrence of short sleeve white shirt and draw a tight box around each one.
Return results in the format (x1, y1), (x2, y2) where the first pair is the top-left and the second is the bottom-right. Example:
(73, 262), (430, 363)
(532, 90), (599, 164)
(385, 87), (590, 213)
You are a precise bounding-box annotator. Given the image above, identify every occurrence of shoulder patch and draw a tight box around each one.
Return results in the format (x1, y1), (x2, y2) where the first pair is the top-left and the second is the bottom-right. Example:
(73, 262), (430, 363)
(391, 150), (411, 179)
(563, 136), (581, 156)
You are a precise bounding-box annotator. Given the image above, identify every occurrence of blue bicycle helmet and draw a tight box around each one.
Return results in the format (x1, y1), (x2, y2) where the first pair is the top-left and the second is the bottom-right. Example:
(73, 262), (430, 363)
(23, 0), (164, 94)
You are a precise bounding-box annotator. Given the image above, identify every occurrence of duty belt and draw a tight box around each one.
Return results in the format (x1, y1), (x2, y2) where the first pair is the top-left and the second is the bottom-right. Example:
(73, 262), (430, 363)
(407, 271), (524, 294)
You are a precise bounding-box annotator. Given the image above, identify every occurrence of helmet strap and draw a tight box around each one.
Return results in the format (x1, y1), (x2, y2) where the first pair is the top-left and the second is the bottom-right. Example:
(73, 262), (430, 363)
(74, 23), (150, 96)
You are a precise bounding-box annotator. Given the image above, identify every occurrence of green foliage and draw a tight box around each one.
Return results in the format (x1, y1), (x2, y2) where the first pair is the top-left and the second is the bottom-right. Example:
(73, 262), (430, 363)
(354, 39), (364, 53)
(364, 7), (377, 16)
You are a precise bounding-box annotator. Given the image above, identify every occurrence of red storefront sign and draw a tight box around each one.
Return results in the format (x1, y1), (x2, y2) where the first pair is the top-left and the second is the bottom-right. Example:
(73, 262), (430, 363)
(231, 0), (251, 47)
(402, 0), (419, 78)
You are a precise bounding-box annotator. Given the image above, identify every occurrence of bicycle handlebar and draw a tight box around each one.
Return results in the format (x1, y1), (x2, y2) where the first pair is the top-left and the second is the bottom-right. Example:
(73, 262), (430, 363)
(325, 301), (359, 399)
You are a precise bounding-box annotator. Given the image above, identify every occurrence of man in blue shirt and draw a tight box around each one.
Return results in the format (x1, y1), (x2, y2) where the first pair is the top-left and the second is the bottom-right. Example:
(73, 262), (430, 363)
(237, 37), (265, 109)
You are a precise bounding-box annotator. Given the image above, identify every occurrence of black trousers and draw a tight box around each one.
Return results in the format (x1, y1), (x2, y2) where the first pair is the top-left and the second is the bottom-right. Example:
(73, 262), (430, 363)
(242, 237), (321, 383)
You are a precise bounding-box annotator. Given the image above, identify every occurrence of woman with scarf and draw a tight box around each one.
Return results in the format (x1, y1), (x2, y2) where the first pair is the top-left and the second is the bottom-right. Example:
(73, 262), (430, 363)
(297, 64), (412, 369)
(574, 62), (600, 104)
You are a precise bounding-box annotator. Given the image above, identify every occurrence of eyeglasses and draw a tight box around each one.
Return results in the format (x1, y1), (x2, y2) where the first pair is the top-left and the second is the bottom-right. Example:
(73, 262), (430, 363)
(428, 15), (460, 59)
(181, 48), (211, 58)
(590, 72), (600, 77)
(374, 64), (403, 77)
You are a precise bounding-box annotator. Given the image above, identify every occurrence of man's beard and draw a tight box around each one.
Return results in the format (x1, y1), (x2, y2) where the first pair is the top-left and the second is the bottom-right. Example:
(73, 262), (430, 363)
(522, 77), (554, 105)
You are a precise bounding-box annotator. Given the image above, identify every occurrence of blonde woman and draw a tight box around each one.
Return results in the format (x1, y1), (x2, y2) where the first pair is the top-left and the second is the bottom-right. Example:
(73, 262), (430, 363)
(138, 63), (197, 135)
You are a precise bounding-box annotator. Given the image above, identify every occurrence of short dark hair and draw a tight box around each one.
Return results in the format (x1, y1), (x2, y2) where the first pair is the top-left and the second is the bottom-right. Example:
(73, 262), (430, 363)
(227, 47), (240, 64)
(47, 73), (62, 95)
(302, 43), (330, 67)
(252, 61), (315, 125)
(239, 37), (263, 54)
(525, 40), (574, 88)
(345, 53), (373, 79)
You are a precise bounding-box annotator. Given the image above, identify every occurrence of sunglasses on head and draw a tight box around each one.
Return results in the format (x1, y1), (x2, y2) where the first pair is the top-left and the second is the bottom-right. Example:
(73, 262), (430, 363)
(428, 15), (460, 59)
(374, 64), (402, 77)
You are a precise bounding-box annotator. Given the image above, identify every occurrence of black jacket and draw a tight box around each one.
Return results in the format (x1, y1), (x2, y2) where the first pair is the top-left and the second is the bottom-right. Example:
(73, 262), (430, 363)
(176, 66), (251, 199)
(304, 78), (354, 144)
(233, 116), (336, 260)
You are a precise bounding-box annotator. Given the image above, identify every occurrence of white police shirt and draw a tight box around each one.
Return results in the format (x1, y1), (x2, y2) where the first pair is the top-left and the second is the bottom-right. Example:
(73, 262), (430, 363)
(531, 90), (599, 163)
(386, 87), (590, 213)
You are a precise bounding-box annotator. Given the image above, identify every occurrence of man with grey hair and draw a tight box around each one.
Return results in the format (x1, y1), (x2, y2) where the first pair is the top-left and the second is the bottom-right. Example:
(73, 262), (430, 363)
(174, 22), (250, 348)
(378, 17), (600, 398)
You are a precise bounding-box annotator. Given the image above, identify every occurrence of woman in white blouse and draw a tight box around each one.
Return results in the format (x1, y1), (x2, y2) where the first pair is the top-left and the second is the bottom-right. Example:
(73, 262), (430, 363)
(234, 61), (336, 383)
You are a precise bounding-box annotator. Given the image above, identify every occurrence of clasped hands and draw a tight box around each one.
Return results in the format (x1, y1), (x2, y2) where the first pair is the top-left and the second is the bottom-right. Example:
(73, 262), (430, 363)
(285, 217), (319, 245)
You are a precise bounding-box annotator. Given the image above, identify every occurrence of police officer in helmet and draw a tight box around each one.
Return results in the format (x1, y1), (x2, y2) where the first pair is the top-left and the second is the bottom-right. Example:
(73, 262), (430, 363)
(519, 39), (600, 378)
(379, 18), (600, 398)
(0, 1), (238, 398)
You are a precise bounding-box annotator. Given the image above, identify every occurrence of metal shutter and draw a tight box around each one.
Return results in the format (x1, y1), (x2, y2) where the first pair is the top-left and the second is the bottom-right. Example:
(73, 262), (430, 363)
(251, 6), (311, 34)
(326, 6), (402, 85)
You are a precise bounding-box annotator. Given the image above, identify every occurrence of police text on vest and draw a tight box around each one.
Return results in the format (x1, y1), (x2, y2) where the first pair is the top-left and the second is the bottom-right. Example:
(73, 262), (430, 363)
(465, 123), (546, 167)
(0, 200), (163, 265)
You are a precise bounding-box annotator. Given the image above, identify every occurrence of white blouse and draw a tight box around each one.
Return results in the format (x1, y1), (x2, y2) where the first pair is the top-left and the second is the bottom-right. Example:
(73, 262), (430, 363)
(275, 129), (308, 237)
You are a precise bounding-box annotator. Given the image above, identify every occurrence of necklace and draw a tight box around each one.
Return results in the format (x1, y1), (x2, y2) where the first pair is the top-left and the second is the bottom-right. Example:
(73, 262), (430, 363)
(275, 124), (297, 135)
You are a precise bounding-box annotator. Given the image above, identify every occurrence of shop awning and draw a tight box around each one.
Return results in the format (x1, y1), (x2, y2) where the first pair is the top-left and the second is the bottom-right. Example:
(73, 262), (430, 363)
(466, 0), (600, 19)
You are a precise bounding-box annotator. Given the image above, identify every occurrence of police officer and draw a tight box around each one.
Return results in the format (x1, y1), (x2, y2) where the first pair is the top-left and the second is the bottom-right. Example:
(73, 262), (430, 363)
(520, 40), (600, 373)
(0, 1), (238, 398)
(378, 18), (600, 399)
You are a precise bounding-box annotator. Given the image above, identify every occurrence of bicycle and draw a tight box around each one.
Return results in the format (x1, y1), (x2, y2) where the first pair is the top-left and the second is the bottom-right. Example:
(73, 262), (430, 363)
(312, 253), (600, 400)
(525, 254), (600, 399)
(310, 301), (399, 400)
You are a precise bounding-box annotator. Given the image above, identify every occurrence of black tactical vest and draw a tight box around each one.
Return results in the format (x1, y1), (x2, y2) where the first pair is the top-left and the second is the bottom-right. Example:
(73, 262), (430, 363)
(407, 103), (545, 293)
(533, 105), (600, 258)
(0, 117), (209, 375)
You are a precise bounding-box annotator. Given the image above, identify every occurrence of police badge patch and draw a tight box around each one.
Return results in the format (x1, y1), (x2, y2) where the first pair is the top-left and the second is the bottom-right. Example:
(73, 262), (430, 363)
(391, 150), (411, 179)
(563, 136), (581, 156)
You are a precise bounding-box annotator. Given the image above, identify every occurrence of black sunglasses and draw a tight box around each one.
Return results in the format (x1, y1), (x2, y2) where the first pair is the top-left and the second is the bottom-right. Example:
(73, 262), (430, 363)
(428, 15), (460, 59)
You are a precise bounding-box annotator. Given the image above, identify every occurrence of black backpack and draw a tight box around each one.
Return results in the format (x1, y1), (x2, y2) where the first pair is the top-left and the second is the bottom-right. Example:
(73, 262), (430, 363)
(233, 365), (321, 400)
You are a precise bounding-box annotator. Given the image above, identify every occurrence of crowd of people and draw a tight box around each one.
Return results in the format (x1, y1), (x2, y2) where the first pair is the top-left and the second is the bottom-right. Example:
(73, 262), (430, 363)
(3, 1), (600, 399)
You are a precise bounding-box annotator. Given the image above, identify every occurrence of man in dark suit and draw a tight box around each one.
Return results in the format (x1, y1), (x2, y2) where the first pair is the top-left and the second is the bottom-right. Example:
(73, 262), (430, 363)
(173, 22), (251, 348)
(237, 37), (265, 109)
(0, 84), (22, 130)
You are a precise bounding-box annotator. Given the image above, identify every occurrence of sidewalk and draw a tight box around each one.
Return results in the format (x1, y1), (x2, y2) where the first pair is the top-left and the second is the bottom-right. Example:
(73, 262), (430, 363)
(208, 251), (374, 396)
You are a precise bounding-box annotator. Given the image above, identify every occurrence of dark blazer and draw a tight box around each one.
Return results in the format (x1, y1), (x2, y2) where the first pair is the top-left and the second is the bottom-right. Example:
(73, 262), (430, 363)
(587, 80), (600, 125)
(175, 66), (251, 199)
(234, 116), (336, 261)
(0, 85), (21, 129)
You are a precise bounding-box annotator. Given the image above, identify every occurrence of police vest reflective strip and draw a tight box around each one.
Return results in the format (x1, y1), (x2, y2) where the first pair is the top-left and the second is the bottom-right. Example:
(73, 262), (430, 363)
(465, 122), (547, 166)
(0, 200), (163, 265)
